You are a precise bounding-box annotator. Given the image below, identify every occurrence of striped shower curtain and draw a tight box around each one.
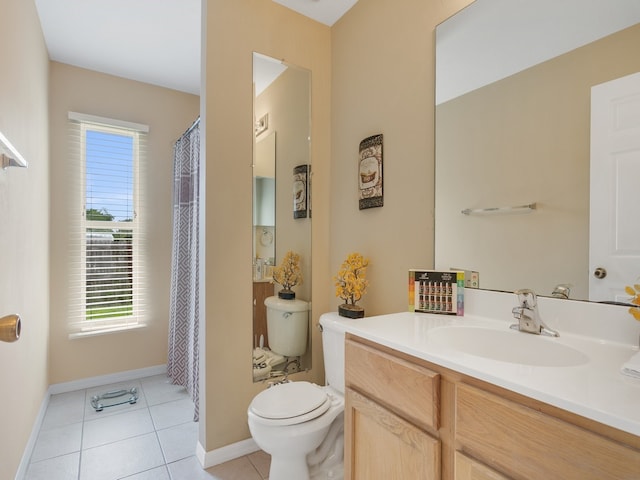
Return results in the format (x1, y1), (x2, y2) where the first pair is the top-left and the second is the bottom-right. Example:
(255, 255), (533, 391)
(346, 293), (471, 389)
(167, 118), (200, 421)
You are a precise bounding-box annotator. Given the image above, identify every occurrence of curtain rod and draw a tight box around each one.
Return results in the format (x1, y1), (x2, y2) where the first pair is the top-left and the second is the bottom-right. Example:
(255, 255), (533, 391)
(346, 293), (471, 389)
(176, 116), (200, 143)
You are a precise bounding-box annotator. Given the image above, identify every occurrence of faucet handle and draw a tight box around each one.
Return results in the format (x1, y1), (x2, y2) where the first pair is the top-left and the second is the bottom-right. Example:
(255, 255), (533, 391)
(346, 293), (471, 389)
(552, 284), (572, 299)
(514, 288), (537, 308)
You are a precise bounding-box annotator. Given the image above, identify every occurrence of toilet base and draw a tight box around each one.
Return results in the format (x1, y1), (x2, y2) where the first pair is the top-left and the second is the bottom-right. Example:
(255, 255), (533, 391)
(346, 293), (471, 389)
(270, 456), (310, 480)
(269, 450), (345, 480)
(308, 414), (344, 480)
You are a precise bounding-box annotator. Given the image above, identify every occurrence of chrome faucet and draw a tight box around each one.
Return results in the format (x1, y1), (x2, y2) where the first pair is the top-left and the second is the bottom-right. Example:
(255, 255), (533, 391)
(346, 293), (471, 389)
(511, 289), (559, 337)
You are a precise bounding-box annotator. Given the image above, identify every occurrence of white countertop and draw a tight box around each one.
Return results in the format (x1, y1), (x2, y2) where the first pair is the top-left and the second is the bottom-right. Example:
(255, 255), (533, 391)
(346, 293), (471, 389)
(321, 302), (640, 437)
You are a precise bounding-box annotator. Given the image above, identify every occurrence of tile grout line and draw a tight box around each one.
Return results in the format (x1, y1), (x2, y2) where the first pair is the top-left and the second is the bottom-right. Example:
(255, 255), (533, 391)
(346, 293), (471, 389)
(248, 460), (265, 480)
(78, 387), (88, 480)
(146, 379), (172, 478)
(145, 379), (175, 478)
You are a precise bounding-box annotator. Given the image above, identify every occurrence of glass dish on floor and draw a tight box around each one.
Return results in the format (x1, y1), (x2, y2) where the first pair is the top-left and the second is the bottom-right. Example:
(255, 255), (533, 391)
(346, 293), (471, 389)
(91, 387), (138, 412)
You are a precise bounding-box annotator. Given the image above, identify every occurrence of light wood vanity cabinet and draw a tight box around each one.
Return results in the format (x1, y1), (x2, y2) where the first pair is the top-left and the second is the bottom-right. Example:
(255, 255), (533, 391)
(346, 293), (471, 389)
(454, 452), (509, 480)
(456, 383), (640, 480)
(345, 388), (441, 479)
(345, 338), (440, 431)
(344, 334), (640, 480)
(344, 338), (441, 480)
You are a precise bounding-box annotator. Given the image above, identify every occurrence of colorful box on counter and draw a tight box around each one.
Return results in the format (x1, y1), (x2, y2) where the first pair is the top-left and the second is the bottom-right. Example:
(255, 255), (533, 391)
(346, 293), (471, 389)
(409, 269), (464, 315)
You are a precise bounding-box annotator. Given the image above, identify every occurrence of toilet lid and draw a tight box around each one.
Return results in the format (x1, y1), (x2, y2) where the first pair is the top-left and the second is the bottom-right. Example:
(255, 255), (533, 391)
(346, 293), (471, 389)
(250, 381), (328, 420)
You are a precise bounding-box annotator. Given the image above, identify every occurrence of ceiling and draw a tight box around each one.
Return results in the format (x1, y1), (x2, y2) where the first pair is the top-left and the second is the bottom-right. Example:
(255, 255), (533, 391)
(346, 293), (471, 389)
(34, 0), (358, 96)
(34, 0), (640, 102)
(273, 0), (358, 27)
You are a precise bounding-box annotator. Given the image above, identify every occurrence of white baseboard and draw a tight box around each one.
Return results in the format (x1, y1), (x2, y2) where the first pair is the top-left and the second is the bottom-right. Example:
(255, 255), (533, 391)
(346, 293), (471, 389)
(196, 438), (259, 469)
(48, 364), (167, 395)
(14, 389), (51, 480)
(15, 364), (167, 480)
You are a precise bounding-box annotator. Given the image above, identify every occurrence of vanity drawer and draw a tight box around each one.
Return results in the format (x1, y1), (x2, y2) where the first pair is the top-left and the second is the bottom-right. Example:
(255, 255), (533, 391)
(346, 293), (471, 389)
(456, 383), (640, 479)
(345, 338), (440, 431)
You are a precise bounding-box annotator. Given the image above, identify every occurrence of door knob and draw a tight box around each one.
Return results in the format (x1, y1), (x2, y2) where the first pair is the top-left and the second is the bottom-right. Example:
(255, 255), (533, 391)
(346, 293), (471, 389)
(593, 267), (607, 279)
(0, 314), (21, 342)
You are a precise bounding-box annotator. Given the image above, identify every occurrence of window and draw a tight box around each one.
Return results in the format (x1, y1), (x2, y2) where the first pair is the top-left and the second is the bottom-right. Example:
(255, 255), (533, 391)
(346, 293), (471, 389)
(68, 112), (149, 336)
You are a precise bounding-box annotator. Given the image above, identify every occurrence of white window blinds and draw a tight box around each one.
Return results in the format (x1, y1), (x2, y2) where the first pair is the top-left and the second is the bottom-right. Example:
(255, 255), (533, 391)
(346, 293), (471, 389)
(68, 112), (149, 336)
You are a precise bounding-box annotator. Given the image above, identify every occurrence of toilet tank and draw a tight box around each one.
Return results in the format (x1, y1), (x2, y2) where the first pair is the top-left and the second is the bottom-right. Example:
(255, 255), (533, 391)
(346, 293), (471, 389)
(319, 313), (347, 394)
(265, 296), (309, 357)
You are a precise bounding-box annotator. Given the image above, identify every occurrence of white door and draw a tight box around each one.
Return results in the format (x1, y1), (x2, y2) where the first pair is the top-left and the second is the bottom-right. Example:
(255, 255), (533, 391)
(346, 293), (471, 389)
(590, 71), (640, 302)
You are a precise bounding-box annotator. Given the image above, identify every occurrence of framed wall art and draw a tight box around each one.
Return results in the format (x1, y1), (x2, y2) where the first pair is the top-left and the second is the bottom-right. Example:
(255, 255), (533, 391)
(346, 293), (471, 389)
(293, 164), (309, 219)
(359, 134), (383, 209)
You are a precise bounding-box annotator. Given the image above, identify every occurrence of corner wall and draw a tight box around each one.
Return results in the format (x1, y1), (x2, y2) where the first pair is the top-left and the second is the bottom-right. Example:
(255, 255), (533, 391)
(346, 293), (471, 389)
(0, 0), (50, 477)
(330, 0), (474, 315)
(202, 0), (330, 452)
(49, 63), (200, 383)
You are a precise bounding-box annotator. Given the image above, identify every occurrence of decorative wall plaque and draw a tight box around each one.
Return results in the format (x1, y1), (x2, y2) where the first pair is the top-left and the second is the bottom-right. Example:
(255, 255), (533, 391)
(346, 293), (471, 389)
(293, 164), (309, 218)
(359, 134), (383, 210)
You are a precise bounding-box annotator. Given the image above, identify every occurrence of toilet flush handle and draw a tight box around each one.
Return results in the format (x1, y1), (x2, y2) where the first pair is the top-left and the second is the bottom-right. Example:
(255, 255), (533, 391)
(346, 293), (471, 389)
(283, 312), (292, 318)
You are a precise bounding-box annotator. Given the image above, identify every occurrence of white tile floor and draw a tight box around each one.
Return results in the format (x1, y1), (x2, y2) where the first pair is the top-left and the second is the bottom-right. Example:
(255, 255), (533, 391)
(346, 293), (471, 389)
(25, 374), (270, 480)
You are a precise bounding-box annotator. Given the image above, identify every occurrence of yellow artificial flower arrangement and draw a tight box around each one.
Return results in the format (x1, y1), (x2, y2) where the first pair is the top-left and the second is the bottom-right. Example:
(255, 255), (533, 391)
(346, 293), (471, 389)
(625, 283), (640, 321)
(334, 252), (370, 318)
(273, 251), (302, 299)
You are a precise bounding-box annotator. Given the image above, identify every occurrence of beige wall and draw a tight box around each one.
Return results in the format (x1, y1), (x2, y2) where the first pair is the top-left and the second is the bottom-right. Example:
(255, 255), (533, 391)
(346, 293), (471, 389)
(202, 0), (330, 451)
(435, 23), (640, 300)
(330, 0), (474, 316)
(49, 63), (200, 383)
(201, 0), (474, 453)
(0, 0), (481, 468)
(0, 0), (50, 477)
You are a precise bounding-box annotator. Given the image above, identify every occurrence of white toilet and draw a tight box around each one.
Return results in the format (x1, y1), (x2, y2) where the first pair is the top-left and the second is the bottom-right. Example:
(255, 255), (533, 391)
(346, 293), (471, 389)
(248, 313), (346, 480)
(265, 295), (310, 357)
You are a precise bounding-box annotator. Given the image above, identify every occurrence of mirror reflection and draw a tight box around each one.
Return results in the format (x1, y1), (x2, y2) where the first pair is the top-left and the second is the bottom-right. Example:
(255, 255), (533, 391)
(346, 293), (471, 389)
(252, 53), (312, 382)
(435, 0), (640, 302)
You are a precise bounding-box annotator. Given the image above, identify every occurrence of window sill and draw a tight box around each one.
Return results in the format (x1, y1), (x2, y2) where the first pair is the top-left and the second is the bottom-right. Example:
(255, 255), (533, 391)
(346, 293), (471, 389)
(69, 323), (147, 340)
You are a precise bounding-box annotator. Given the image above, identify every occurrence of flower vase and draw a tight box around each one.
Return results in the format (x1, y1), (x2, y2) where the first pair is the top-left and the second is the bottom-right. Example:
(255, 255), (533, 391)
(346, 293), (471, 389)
(338, 304), (365, 319)
(278, 289), (296, 300)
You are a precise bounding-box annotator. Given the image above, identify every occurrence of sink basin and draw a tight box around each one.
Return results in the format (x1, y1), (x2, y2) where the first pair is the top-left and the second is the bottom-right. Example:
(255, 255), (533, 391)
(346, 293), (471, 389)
(427, 326), (589, 367)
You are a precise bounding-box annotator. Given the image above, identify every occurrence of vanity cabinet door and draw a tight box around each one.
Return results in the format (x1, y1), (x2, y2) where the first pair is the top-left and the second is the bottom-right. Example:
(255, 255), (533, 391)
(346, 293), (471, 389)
(454, 452), (510, 480)
(456, 383), (640, 479)
(345, 387), (440, 480)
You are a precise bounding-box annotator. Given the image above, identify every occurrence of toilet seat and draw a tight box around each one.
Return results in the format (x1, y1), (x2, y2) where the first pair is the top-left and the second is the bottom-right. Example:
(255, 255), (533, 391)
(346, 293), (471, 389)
(249, 382), (331, 426)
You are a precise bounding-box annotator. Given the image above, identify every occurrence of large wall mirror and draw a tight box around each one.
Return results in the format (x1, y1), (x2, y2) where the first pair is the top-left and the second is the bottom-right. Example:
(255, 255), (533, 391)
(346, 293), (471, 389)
(252, 53), (312, 382)
(435, 0), (640, 302)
